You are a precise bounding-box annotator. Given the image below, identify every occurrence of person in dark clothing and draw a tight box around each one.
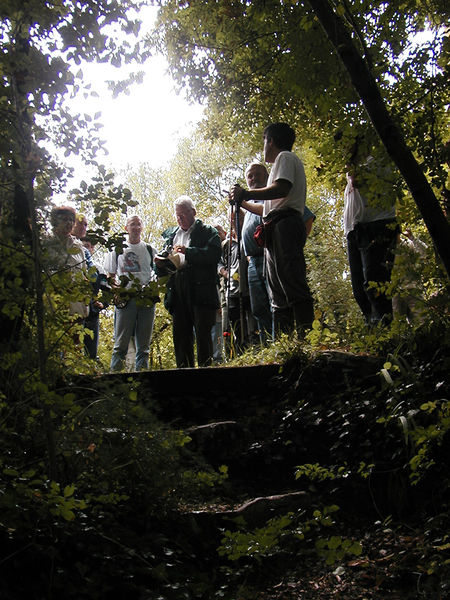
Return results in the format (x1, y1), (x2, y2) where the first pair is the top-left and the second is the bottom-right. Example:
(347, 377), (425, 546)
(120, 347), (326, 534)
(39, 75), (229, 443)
(231, 123), (314, 337)
(80, 236), (109, 360)
(155, 196), (221, 368)
(218, 209), (253, 355)
(242, 161), (316, 342)
(343, 159), (398, 325)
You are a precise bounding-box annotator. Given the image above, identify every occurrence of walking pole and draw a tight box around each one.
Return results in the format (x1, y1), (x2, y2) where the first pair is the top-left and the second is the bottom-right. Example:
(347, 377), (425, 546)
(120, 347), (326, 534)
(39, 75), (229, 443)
(221, 190), (235, 358)
(234, 202), (246, 348)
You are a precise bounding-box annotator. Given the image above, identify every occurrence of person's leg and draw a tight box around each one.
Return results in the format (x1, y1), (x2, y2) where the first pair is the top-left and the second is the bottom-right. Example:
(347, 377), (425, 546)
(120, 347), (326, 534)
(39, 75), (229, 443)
(243, 295), (257, 345)
(292, 300), (315, 337)
(265, 242), (294, 336)
(248, 256), (273, 343)
(268, 214), (313, 334)
(211, 309), (223, 362)
(134, 304), (156, 371)
(347, 230), (372, 324)
(360, 221), (397, 324)
(110, 301), (137, 371)
(229, 296), (249, 352)
(83, 314), (99, 359)
(172, 302), (195, 368)
(194, 306), (216, 367)
(224, 297), (240, 356)
(273, 306), (294, 335)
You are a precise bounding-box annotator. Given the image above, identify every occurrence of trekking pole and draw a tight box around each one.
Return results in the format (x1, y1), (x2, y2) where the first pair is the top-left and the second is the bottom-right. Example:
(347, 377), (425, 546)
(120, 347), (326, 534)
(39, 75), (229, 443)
(225, 204), (234, 355)
(234, 201), (245, 347)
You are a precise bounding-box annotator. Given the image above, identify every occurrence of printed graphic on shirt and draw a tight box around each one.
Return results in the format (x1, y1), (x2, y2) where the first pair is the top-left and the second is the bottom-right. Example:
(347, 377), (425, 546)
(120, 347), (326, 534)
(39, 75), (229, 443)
(123, 251), (141, 273)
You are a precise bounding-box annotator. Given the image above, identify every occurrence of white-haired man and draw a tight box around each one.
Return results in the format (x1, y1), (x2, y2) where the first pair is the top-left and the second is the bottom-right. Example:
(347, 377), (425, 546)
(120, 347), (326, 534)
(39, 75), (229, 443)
(105, 215), (156, 371)
(155, 196), (222, 368)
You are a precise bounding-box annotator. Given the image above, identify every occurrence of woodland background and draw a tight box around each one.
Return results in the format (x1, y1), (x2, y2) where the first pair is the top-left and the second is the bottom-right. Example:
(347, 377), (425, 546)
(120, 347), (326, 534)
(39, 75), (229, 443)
(0, 1), (449, 598)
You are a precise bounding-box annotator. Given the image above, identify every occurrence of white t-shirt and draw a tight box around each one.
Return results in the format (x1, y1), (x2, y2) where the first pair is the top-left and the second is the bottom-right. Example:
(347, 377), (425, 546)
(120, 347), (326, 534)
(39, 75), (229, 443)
(105, 241), (154, 286)
(43, 234), (89, 317)
(44, 234), (86, 273)
(343, 172), (396, 236)
(264, 151), (306, 217)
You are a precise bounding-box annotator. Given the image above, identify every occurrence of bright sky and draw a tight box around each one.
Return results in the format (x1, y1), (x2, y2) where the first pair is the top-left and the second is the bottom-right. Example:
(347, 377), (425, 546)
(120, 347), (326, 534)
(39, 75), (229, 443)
(64, 5), (204, 183)
(77, 57), (204, 169)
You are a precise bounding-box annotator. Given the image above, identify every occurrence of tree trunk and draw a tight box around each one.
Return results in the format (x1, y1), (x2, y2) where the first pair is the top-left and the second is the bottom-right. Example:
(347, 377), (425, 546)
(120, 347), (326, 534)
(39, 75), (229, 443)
(11, 40), (58, 481)
(308, 0), (450, 278)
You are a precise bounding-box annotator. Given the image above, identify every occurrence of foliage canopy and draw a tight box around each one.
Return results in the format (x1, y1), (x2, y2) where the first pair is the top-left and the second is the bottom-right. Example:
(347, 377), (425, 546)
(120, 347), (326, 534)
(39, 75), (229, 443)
(0, 1), (449, 598)
(152, 0), (450, 271)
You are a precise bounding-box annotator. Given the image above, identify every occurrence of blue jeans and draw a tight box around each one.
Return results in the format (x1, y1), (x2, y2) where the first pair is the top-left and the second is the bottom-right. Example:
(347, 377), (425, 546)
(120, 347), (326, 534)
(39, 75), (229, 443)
(247, 256), (273, 342)
(110, 299), (155, 371)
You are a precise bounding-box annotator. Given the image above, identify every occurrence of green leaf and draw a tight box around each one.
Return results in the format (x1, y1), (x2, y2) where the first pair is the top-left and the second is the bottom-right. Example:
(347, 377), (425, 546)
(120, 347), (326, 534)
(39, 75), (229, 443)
(3, 468), (19, 477)
(349, 542), (363, 556)
(328, 536), (342, 550)
(64, 485), (75, 497)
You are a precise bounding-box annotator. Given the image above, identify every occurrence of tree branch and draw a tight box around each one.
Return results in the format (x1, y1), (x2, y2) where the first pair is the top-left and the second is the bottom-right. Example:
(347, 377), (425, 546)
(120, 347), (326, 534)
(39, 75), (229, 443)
(308, 0), (450, 278)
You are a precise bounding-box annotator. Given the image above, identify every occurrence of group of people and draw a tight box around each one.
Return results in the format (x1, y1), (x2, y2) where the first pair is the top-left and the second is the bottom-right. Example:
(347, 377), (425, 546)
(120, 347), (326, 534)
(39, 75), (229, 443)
(215, 158), (316, 357)
(45, 121), (400, 371)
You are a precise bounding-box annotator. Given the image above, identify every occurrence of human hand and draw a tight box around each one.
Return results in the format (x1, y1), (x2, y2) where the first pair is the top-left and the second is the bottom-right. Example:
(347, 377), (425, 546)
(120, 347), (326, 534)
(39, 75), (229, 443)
(230, 184), (246, 207)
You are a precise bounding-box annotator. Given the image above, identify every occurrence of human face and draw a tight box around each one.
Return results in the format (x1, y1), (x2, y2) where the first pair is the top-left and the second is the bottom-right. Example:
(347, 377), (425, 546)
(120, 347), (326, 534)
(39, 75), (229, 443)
(215, 225), (227, 241)
(82, 240), (94, 254)
(125, 217), (143, 243)
(263, 135), (278, 164)
(72, 215), (88, 238)
(175, 204), (196, 231)
(245, 165), (268, 190)
(54, 213), (75, 239)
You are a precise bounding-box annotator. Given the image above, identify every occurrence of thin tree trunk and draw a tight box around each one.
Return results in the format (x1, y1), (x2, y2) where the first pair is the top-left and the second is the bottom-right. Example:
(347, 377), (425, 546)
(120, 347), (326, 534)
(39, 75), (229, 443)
(308, 0), (450, 278)
(11, 51), (58, 480)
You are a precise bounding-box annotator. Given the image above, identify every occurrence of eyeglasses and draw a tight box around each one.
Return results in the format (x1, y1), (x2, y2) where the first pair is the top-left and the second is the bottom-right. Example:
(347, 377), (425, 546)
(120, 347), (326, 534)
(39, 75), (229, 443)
(56, 215), (75, 223)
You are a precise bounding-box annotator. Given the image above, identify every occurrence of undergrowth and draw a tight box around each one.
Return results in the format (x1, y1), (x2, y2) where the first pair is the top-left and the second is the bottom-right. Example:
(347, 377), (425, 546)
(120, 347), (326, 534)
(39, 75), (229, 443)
(1, 311), (449, 598)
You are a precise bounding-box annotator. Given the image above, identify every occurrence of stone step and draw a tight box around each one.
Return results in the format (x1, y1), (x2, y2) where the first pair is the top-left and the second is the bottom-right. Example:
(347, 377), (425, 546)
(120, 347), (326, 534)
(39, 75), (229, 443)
(80, 363), (283, 426)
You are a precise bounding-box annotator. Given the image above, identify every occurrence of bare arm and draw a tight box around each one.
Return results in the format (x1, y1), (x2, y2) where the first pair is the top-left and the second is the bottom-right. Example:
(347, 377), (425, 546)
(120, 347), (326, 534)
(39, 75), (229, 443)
(241, 201), (264, 216)
(304, 217), (314, 237)
(231, 179), (292, 205)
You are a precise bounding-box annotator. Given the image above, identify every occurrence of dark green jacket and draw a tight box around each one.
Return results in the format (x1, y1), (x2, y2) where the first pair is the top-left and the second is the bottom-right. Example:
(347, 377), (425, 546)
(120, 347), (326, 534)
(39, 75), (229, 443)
(157, 219), (221, 313)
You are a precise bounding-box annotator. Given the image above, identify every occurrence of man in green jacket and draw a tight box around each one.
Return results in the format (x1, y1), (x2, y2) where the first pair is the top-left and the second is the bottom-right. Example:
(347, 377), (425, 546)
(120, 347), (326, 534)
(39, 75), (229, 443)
(155, 196), (222, 368)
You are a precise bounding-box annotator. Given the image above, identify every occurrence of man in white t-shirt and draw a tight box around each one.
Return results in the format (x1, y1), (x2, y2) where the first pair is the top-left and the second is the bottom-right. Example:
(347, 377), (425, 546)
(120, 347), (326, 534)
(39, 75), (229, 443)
(343, 160), (398, 325)
(231, 123), (314, 336)
(105, 215), (156, 371)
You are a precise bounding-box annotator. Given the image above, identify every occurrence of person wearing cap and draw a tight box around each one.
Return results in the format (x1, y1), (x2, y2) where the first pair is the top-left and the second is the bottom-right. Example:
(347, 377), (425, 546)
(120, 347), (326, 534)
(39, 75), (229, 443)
(155, 196), (222, 368)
